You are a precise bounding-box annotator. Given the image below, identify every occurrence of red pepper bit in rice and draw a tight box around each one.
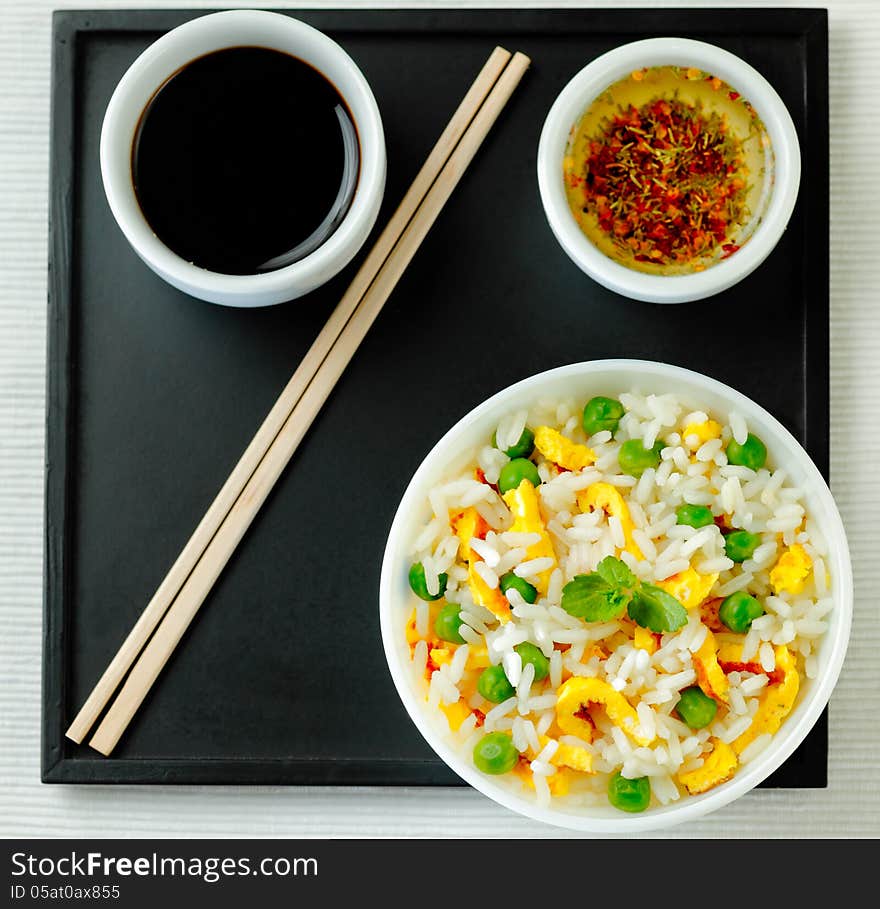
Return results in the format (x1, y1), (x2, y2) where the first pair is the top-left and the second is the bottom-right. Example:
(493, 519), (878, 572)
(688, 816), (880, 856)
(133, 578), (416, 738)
(718, 658), (785, 686)
(474, 467), (499, 493)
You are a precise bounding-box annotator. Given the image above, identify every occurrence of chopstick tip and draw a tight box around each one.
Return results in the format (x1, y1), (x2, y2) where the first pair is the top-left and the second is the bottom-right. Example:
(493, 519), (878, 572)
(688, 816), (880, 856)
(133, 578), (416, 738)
(88, 725), (119, 757)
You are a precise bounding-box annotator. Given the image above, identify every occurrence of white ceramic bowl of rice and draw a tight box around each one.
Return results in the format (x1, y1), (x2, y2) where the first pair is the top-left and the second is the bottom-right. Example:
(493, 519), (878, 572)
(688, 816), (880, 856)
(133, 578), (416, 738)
(379, 360), (851, 832)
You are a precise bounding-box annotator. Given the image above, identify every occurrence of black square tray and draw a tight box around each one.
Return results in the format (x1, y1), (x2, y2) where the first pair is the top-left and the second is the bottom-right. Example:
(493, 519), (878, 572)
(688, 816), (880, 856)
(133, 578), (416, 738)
(43, 7), (829, 786)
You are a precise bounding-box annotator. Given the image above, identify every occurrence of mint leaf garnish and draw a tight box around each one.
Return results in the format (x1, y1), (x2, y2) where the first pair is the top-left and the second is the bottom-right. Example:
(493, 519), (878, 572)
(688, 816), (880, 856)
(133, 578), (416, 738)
(627, 584), (688, 633)
(595, 555), (637, 589)
(561, 574), (630, 622)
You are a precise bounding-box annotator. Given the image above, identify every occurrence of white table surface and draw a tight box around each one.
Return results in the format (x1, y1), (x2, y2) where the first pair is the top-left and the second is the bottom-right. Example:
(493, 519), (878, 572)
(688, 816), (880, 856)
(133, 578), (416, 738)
(2, 0), (878, 839)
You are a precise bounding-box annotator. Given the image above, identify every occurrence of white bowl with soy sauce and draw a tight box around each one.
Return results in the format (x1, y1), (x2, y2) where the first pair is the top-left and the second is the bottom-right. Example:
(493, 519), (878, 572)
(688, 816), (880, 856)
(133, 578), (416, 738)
(100, 10), (386, 307)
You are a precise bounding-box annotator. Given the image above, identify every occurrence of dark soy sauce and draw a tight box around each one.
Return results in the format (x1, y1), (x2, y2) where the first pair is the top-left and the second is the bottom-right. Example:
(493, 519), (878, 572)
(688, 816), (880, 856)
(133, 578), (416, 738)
(132, 46), (359, 275)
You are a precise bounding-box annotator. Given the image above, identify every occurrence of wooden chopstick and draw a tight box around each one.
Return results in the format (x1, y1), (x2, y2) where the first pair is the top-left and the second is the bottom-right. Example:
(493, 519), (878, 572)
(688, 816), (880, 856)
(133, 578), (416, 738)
(85, 49), (530, 756)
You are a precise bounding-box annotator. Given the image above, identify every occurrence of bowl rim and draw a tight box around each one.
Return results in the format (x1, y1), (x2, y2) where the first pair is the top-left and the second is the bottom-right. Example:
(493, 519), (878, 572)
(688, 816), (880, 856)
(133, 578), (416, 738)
(99, 8), (386, 304)
(536, 38), (802, 304)
(379, 359), (852, 832)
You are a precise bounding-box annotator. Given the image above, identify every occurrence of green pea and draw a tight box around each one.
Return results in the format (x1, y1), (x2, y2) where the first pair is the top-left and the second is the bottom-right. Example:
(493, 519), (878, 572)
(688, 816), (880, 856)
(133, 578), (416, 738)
(726, 433), (768, 471)
(497, 458), (541, 494)
(493, 427), (535, 459)
(719, 590), (765, 634)
(675, 686), (718, 730)
(724, 530), (761, 563)
(607, 771), (651, 813)
(583, 396), (626, 436)
(515, 642), (550, 682)
(500, 572), (538, 604)
(408, 562), (448, 601)
(473, 732), (519, 775)
(618, 439), (664, 478)
(676, 504), (714, 529)
(477, 665), (516, 703)
(434, 602), (466, 644)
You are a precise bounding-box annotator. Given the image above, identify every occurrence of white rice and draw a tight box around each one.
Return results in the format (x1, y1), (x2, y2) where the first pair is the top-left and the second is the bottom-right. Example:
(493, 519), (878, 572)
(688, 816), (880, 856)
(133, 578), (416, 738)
(503, 651), (522, 687)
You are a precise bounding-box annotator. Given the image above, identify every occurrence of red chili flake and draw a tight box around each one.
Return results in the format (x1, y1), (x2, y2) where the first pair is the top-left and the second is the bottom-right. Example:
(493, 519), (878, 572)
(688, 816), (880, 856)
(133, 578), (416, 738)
(573, 705), (598, 734)
(714, 515), (733, 533)
(728, 91), (740, 101)
(721, 243), (740, 258)
(474, 467), (499, 493)
(719, 660), (785, 686)
(577, 96), (749, 266)
(473, 709), (486, 728)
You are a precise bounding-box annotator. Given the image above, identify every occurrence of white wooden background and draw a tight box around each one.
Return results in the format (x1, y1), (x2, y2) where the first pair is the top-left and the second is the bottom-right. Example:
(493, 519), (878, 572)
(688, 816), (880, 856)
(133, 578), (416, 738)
(2, 0), (878, 838)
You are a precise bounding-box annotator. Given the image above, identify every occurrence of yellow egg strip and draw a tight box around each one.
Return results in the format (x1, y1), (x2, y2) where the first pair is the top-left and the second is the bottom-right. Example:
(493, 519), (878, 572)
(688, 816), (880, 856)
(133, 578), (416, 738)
(633, 625), (659, 655)
(732, 645), (799, 754)
(769, 543), (812, 595)
(555, 742), (593, 773)
(502, 480), (558, 595)
(657, 566), (718, 610)
(533, 426), (596, 471)
(692, 628), (729, 704)
(450, 506), (511, 622)
(556, 677), (654, 747)
(577, 482), (643, 560)
(440, 699), (472, 732)
(682, 419), (722, 449)
(678, 738), (738, 794)
(512, 761), (573, 796)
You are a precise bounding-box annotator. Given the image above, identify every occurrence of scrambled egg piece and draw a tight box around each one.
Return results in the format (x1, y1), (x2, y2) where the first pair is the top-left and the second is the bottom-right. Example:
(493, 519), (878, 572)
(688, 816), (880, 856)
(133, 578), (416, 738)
(682, 419), (722, 449)
(556, 677), (654, 747)
(769, 544), (812, 595)
(657, 566), (718, 610)
(692, 628), (729, 704)
(633, 625), (660, 655)
(465, 645), (491, 671)
(440, 699), (471, 732)
(406, 607), (439, 648)
(533, 426), (596, 471)
(678, 738), (738, 794)
(577, 482), (643, 560)
(527, 735), (594, 775)
(716, 642), (782, 683)
(429, 646), (452, 667)
(554, 742), (594, 773)
(450, 506), (490, 561)
(699, 596), (726, 633)
(512, 761), (573, 796)
(732, 645), (800, 754)
(502, 479), (558, 595)
(450, 506), (511, 623)
(468, 563), (511, 622)
(405, 609), (422, 646)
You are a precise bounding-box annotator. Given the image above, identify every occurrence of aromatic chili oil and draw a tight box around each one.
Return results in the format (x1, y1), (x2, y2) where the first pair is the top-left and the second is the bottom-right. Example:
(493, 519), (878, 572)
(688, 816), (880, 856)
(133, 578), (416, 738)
(563, 65), (773, 275)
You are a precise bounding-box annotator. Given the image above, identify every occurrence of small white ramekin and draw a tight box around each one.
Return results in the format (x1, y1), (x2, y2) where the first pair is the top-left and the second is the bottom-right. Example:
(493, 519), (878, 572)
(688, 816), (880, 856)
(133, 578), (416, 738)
(100, 10), (386, 307)
(537, 39), (801, 304)
(379, 360), (852, 833)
